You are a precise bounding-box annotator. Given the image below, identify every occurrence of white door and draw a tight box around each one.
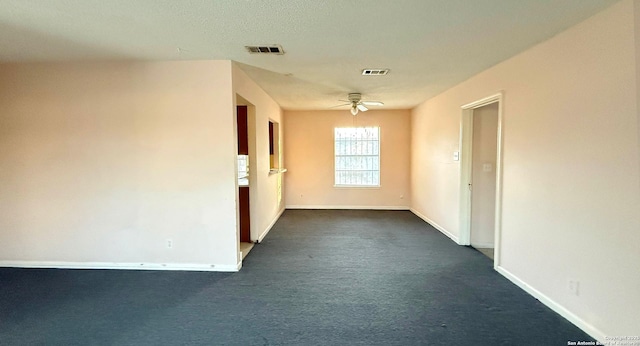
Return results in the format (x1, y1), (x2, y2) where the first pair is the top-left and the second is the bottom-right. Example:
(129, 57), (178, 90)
(470, 103), (499, 249)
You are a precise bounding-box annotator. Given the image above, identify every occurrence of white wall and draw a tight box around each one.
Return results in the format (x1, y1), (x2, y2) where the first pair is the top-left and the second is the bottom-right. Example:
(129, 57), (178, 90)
(0, 60), (240, 271)
(232, 64), (285, 248)
(411, 0), (639, 338)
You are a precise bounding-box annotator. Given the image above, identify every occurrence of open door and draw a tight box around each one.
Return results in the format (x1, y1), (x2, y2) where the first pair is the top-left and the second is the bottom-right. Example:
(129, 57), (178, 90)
(459, 93), (503, 267)
(469, 103), (498, 258)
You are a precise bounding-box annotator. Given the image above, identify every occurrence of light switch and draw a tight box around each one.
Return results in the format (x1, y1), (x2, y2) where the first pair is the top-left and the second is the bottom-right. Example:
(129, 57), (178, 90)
(453, 151), (460, 161)
(483, 163), (493, 172)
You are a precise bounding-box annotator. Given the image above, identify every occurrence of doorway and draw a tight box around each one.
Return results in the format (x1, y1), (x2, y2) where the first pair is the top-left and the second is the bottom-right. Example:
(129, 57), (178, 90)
(459, 93), (503, 267)
(237, 105), (251, 243)
(236, 96), (257, 261)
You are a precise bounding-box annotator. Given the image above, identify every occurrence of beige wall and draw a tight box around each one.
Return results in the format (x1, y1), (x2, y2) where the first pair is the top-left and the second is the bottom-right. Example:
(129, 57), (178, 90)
(470, 103), (498, 247)
(284, 110), (410, 209)
(411, 0), (639, 338)
(0, 60), (240, 270)
(232, 64), (285, 248)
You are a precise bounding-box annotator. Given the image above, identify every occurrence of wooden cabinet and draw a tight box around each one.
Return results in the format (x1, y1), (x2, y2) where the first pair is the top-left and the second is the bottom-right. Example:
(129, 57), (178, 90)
(237, 106), (248, 155)
(239, 187), (251, 242)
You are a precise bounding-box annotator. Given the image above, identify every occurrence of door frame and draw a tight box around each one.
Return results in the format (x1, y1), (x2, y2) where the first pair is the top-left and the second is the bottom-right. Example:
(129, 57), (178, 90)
(235, 95), (258, 264)
(458, 92), (504, 268)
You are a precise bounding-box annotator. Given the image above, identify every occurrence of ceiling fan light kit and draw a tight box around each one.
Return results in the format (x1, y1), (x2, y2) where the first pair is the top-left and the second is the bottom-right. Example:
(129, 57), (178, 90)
(337, 93), (384, 116)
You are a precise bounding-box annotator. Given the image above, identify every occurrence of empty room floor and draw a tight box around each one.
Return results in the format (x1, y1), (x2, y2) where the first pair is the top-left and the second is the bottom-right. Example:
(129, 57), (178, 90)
(0, 210), (594, 345)
(240, 241), (254, 260)
(475, 247), (494, 260)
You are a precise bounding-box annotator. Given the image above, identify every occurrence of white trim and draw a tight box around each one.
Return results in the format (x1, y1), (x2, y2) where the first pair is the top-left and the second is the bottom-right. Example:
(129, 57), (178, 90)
(257, 207), (285, 243)
(410, 208), (460, 244)
(494, 98), (505, 268)
(458, 111), (473, 246)
(461, 93), (504, 109)
(0, 261), (240, 272)
(495, 265), (605, 342)
(286, 205), (410, 210)
(333, 185), (381, 189)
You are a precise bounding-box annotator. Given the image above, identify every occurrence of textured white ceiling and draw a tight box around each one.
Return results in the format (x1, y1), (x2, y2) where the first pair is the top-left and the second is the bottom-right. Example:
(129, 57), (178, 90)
(0, 0), (619, 110)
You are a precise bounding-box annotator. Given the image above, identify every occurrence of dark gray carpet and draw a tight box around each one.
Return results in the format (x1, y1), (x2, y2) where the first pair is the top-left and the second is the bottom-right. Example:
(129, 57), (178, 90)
(0, 210), (595, 345)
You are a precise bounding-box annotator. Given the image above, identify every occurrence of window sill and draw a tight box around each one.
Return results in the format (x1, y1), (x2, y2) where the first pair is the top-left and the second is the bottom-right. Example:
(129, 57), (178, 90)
(333, 185), (380, 189)
(269, 168), (288, 175)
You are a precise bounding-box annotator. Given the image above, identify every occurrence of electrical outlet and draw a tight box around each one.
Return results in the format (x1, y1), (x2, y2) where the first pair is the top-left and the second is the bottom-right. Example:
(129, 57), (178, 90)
(166, 239), (173, 249)
(568, 279), (580, 296)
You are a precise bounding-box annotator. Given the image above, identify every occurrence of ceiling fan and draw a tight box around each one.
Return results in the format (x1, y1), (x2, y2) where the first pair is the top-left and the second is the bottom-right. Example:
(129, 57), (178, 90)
(333, 93), (384, 115)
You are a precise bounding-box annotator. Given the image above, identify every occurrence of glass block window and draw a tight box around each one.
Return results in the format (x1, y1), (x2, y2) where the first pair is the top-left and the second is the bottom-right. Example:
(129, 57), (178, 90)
(334, 127), (380, 186)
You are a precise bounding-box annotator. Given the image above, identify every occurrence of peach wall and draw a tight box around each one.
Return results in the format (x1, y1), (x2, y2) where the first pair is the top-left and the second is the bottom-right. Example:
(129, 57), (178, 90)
(0, 60), (240, 270)
(411, 0), (639, 338)
(284, 110), (410, 209)
(232, 64), (285, 247)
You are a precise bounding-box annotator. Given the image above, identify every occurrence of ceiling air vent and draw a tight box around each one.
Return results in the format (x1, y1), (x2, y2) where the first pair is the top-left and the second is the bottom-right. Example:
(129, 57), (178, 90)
(245, 45), (285, 55)
(362, 69), (390, 76)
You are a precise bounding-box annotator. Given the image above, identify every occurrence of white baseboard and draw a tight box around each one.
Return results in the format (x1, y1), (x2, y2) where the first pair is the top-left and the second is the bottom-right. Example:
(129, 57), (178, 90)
(409, 207), (603, 341)
(285, 205), (410, 210)
(495, 265), (605, 342)
(0, 261), (240, 272)
(410, 208), (460, 244)
(257, 207), (285, 243)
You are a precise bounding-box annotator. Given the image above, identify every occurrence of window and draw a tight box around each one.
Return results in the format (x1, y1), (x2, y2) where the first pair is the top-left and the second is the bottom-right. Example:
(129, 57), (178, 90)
(269, 120), (280, 171)
(334, 127), (380, 186)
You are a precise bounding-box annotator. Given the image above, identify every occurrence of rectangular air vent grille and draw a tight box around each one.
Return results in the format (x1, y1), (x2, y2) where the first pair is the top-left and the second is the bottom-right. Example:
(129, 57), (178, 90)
(245, 45), (285, 55)
(362, 69), (390, 76)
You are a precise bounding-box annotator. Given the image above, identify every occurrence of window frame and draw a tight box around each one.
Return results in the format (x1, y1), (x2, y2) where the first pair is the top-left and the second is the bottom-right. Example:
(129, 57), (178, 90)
(333, 126), (381, 188)
(269, 119), (280, 173)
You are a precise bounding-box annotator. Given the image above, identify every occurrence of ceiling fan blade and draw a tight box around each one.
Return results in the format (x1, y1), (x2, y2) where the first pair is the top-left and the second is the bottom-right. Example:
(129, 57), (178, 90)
(329, 103), (351, 109)
(357, 104), (368, 112)
(361, 101), (384, 106)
